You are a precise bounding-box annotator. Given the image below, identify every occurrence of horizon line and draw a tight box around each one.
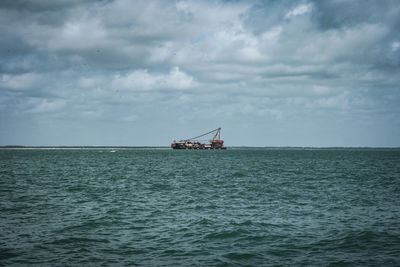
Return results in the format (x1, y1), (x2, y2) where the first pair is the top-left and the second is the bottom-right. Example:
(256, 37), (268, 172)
(1, 145), (400, 150)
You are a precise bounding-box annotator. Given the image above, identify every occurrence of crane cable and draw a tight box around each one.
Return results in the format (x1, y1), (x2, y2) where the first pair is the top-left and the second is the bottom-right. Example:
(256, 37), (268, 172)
(187, 128), (220, 141)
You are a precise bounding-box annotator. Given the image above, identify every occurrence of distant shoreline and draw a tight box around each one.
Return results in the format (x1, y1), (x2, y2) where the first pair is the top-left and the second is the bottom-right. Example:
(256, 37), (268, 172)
(0, 146), (170, 149)
(1, 146), (399, 150)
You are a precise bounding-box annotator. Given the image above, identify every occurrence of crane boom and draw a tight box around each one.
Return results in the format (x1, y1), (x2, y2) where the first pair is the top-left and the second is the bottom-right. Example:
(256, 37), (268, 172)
(187, 128), (221, 141)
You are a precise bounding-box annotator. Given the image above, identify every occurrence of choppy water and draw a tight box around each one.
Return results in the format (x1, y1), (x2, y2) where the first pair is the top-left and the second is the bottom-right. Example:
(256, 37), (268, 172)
(1, 148), (400, 266)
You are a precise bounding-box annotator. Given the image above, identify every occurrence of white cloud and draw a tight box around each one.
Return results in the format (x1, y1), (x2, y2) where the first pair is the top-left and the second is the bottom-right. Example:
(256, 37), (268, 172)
(111, 67), (194, 91)
(294, 23), (388, 63)
(307, 91), (350, 110)
(112, 70), (153, 91)
(391, 41), (400, 52)
(261, 26), (282, 42)
(49, 20), (107, 51)
(1, 73), (41, 90)
(312, 86), (336, 96)
(27, 98), (67, 114)
(78, 76), (103, 88)
(285, 3), (312, 19)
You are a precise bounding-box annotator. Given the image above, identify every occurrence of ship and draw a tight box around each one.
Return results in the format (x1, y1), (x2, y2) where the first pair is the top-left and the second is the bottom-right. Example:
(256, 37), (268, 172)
(171, 128), (227, 150)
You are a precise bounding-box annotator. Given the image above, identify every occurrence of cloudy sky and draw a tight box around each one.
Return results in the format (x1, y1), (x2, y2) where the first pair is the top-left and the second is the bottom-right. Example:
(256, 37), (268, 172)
(1, 0), (399, 147)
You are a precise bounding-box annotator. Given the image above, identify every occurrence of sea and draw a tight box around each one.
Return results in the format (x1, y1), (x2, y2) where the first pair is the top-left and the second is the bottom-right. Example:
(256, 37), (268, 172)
(1, 148), (400, 266)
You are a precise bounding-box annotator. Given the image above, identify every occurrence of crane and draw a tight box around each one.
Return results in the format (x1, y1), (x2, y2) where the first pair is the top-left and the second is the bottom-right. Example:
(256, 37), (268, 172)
(187, 128), (221, 142)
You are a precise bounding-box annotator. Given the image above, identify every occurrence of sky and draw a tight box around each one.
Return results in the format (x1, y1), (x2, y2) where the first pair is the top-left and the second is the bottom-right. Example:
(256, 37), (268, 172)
(1, 0), (400, 147)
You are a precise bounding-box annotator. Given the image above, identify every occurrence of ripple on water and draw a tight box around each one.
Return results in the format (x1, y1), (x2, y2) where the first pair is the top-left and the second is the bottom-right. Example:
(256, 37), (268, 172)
(0, 149), (399, 265)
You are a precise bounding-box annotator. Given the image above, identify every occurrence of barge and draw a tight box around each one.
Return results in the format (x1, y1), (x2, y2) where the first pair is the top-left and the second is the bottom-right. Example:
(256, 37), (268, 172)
(171, 128), (227, 150)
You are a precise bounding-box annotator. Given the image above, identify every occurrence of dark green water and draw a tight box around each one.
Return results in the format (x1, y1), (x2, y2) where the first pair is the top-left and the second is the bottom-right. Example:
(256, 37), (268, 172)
(1, 148), (400, 266)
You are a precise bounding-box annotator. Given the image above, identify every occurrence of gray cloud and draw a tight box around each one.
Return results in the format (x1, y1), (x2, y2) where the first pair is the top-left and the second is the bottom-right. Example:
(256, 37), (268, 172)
(0, 0), (106, 12)
(311, 0), (400, 30)
(1, 0), (399, 146)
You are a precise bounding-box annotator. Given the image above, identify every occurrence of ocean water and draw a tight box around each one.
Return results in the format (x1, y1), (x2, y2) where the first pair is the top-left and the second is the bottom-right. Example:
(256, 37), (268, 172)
(1, 148), (400, 266)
